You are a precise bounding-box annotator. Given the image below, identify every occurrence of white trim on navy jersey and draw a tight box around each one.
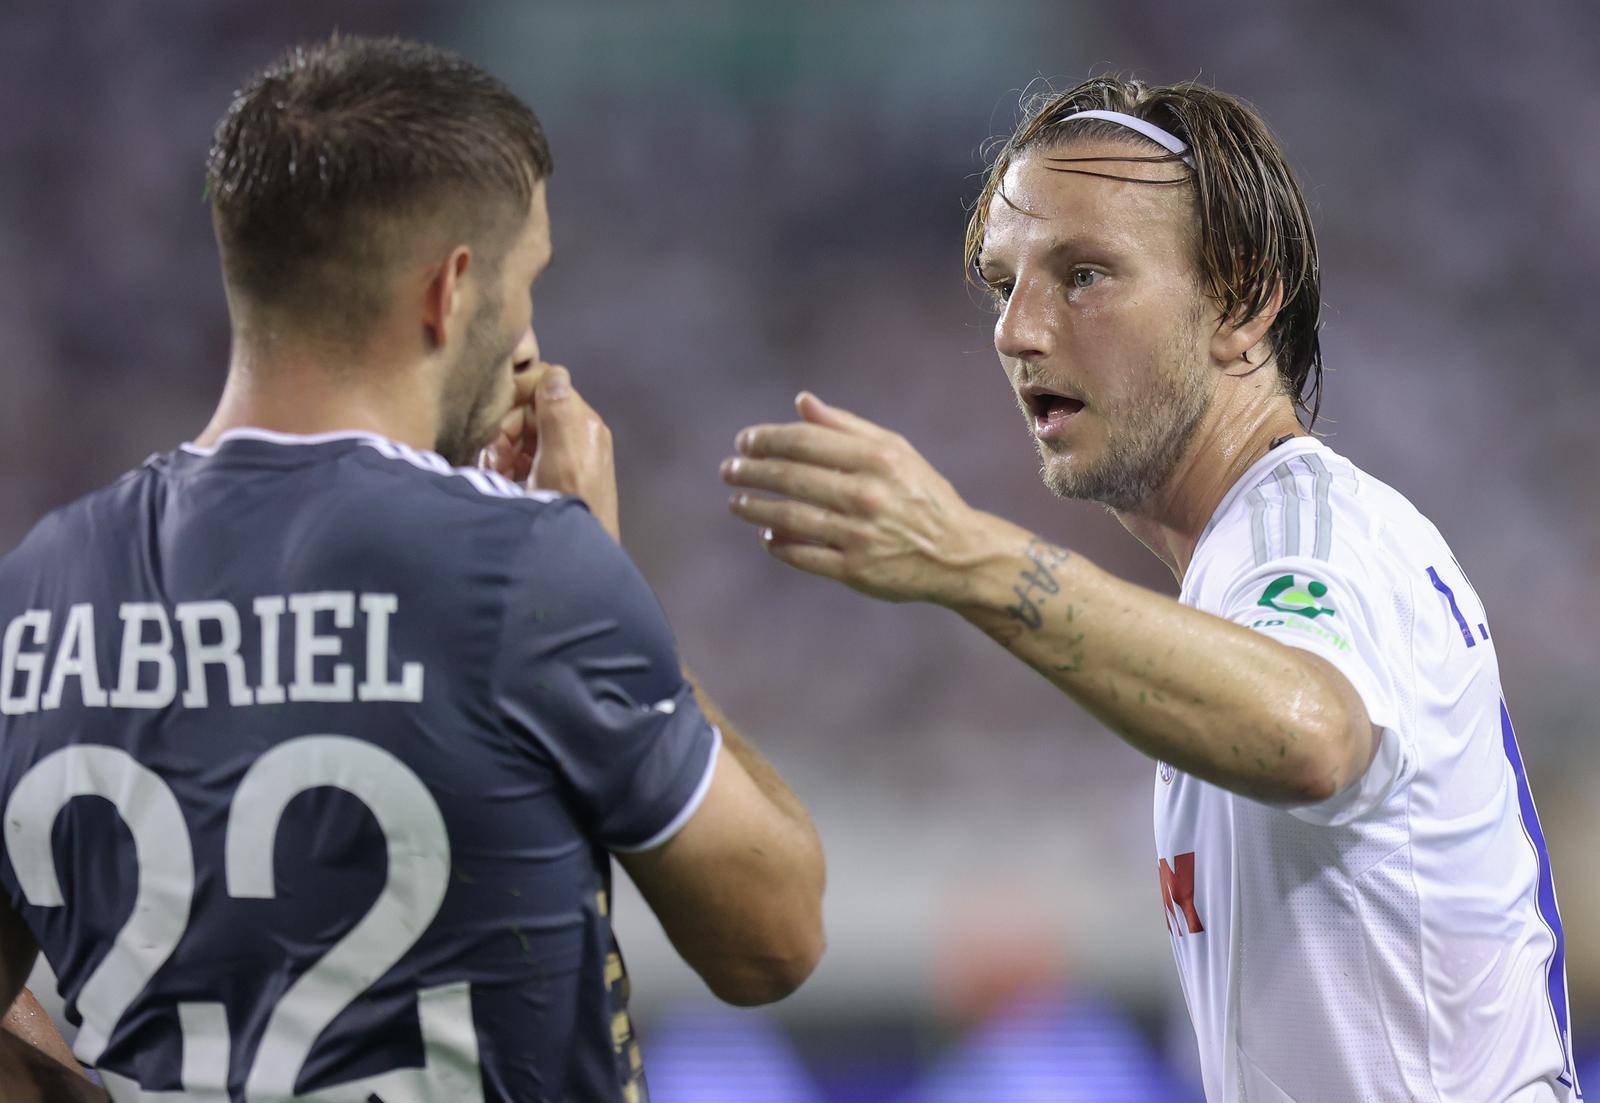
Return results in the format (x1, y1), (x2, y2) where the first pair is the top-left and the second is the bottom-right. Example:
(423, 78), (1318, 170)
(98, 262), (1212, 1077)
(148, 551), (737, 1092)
(179, 428), (395, 455)
(608, 729), (724, 854)
(180, 428), (559, 503)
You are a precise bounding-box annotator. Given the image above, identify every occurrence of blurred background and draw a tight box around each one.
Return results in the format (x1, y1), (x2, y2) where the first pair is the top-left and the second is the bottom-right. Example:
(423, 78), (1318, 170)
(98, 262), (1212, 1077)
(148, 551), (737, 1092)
(5, 0), (1599, 1098)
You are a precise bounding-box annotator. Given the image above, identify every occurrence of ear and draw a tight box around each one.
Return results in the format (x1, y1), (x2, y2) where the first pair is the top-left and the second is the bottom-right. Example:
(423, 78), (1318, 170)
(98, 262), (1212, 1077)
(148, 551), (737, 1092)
(1210, 277), (1285, 367)
(421, 246), (473, 350)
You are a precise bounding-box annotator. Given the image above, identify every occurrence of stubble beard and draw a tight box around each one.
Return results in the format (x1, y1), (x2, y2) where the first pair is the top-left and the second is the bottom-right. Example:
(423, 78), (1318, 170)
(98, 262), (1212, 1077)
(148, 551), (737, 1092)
(435, 294), (518, 467)
(1036, 345), (1213, 513)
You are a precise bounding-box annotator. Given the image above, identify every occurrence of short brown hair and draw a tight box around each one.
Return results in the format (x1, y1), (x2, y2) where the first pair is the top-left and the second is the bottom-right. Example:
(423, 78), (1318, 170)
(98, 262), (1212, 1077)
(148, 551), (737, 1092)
(966, 76), (1324, 424)
(206, 34), (553, 333)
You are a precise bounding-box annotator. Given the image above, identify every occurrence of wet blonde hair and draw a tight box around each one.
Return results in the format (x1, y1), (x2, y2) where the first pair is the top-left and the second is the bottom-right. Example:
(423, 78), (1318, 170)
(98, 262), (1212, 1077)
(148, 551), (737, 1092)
(966, 76), (1324, 424)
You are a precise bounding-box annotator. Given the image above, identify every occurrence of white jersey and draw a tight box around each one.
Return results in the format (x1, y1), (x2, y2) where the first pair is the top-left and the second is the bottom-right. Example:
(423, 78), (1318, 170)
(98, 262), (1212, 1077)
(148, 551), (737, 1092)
(1156, 437), (1579, 1103)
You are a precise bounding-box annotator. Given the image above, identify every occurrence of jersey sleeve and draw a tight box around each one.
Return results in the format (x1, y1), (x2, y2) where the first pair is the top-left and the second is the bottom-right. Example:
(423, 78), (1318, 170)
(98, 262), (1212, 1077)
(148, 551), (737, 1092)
(1215, 554), (1414, 826)
(493, 499), (720, 852)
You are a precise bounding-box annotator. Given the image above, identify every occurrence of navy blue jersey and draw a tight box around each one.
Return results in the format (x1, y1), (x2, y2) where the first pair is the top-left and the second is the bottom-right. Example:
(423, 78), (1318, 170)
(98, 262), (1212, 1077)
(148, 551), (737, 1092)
(0, 428), (720, 1103)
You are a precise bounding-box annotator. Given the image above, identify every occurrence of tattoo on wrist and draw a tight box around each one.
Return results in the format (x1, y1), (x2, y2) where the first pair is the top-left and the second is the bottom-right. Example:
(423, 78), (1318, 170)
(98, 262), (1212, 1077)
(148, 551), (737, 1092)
(1004, 540), (1071, 632)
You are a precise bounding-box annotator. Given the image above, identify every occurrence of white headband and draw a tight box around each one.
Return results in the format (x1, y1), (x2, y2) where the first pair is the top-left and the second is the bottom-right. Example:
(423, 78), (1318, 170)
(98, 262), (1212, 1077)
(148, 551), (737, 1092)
(1060, 109), (1195, 170)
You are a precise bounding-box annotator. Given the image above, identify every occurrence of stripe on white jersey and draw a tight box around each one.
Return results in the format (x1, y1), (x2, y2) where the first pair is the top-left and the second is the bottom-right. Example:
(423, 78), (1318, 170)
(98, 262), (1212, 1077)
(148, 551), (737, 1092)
(1271, 461), (1303, 558)
(1303, 453), (1334, 561)
(1244, 454), (1340, 565)
(1247, 487), (1270, 567)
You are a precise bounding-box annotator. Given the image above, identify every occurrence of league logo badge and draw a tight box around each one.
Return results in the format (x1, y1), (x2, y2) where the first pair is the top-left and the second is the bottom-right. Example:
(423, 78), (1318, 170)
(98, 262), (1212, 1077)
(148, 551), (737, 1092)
(1257, 574), (1336, 619)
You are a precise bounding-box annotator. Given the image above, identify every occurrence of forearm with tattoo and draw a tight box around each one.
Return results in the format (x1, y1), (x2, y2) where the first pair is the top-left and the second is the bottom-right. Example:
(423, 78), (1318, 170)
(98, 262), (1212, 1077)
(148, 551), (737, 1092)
(946, 525), (1368, 804)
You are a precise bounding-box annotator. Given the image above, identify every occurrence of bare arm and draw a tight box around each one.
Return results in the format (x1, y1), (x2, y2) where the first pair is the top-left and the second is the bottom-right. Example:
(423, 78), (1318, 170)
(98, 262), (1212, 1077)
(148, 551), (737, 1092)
(723, 393), (1377, 805)
(0, 899), (105, 1101)
(487, 365), (825, 1005)
(617, 673), (825, 1005)
(940, 531), (1376, 802)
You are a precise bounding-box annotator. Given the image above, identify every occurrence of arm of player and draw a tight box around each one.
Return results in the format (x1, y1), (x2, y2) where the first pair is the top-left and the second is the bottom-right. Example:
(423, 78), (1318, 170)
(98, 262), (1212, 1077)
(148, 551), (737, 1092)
(722, 392), (1378, 807)
(616, 673), (825, 1007)
(0, 900), (106, 1102)
(488, 366), (824, 1005)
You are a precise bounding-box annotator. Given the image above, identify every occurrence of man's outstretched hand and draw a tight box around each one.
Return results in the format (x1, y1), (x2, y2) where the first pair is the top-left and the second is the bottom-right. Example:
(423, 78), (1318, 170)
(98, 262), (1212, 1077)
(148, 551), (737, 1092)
(722, 392), (1023, 605)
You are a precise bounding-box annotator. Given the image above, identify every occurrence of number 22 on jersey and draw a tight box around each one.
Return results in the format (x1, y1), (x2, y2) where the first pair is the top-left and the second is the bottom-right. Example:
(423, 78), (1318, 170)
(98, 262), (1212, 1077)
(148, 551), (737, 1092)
(5, 735), (482, 1103)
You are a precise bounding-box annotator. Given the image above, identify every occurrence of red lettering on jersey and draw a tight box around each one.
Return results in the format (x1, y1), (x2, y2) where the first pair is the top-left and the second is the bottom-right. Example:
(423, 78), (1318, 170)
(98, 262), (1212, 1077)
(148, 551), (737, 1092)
(1158, 852), (1205, 935)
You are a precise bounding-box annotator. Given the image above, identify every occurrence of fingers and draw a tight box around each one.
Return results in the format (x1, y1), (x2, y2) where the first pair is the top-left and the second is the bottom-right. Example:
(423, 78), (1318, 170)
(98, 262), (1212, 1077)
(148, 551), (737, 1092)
(728, 492), (859, 548)
(505, 364), (570, 447)
(512, 360), (545, 407)
(720, 457), (871, 514)
(735, 422), (886, 474)
(760, 530), (847, 580)
(482, 434), (528, 480)
(796, 391), (894, 441)
(531, 366), (594, 453)
(738, 394), (905, 476)
(501, 363), (551, 444)
(527, 364), (621, 542)
(530, 366), (605, 463)
(482, 361), (549, 480)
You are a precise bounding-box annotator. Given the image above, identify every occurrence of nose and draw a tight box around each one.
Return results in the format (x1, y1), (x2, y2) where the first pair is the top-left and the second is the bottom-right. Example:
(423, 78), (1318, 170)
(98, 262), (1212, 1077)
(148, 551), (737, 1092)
(512, 326), (539, 369)
(993, 278), (1054, 362)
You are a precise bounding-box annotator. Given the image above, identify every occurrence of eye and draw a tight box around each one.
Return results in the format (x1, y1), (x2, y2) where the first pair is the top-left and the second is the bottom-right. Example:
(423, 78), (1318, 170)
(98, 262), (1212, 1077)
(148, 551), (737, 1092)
(979, 284), (1012, 314)
(1071, 268), (1102, 290)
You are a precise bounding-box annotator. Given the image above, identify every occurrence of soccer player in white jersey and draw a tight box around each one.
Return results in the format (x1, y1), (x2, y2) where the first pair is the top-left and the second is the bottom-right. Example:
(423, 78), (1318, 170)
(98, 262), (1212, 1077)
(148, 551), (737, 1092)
(721, 75), (1579, 1101)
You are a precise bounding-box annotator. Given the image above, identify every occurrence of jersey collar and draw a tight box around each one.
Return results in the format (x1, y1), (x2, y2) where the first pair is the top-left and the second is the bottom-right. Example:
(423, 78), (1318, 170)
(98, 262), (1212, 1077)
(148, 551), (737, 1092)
(180, 427), (420, 458)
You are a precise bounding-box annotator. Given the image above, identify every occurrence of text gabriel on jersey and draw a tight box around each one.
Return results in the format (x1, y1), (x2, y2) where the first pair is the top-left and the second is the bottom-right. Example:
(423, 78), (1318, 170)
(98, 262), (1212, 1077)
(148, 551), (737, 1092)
(1, 593), (423, 713)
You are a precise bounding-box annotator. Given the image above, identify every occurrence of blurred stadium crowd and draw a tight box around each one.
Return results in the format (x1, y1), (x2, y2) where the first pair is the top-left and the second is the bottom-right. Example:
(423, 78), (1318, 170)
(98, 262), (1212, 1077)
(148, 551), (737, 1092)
(3, 1), (1597, 1097)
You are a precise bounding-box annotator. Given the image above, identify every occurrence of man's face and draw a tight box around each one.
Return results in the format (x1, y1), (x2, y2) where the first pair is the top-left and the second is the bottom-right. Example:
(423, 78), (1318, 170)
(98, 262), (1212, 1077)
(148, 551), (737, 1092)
(435, 182), (552, 466)
(976, 141), (1215, 511)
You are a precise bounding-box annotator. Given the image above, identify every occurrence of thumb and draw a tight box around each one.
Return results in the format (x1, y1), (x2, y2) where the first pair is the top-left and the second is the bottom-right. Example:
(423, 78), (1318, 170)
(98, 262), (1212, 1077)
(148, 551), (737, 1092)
(530, 363), (608, 468)
(536, 364), (573, 405)
(531, 365), (580, 440)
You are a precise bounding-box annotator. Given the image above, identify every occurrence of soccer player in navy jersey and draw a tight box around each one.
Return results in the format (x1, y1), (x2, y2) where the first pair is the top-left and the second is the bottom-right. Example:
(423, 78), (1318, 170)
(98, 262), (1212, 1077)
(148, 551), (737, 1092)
(0, 35), (824, 1102)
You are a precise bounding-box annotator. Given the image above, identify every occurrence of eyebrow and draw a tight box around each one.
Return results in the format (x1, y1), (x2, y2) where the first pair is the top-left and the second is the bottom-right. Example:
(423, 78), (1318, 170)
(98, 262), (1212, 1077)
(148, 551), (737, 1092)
(977, 235), (1107, 276)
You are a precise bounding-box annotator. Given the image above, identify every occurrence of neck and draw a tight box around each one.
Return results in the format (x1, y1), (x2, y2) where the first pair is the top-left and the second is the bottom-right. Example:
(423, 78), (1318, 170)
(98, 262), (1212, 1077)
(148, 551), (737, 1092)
(1114, 386), (1305, 582)
(195, 333), (439, 453)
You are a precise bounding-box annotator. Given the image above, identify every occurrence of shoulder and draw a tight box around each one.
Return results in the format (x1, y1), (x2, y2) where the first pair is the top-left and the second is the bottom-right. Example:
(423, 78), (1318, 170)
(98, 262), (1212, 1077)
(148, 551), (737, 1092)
(0, 466), (150, 582)
(1197, 442), (1449, 574)
(341, 438), (568, 517)
(0, 440), (592, 597)
(1216, 445), (1362, 566)
(295, 438), (593, 558)
(1189, 443), (1454, 613)
(313, 442), (614, 592)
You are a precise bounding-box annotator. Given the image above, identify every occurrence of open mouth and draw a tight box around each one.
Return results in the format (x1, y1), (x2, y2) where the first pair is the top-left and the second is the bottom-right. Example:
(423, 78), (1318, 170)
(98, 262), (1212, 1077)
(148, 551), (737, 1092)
(1020, 384), (1086, 439)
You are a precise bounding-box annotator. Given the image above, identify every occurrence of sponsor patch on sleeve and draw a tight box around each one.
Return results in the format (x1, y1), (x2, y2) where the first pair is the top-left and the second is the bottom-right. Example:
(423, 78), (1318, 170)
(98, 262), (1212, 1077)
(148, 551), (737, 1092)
(1248, 574), (1351, 650)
